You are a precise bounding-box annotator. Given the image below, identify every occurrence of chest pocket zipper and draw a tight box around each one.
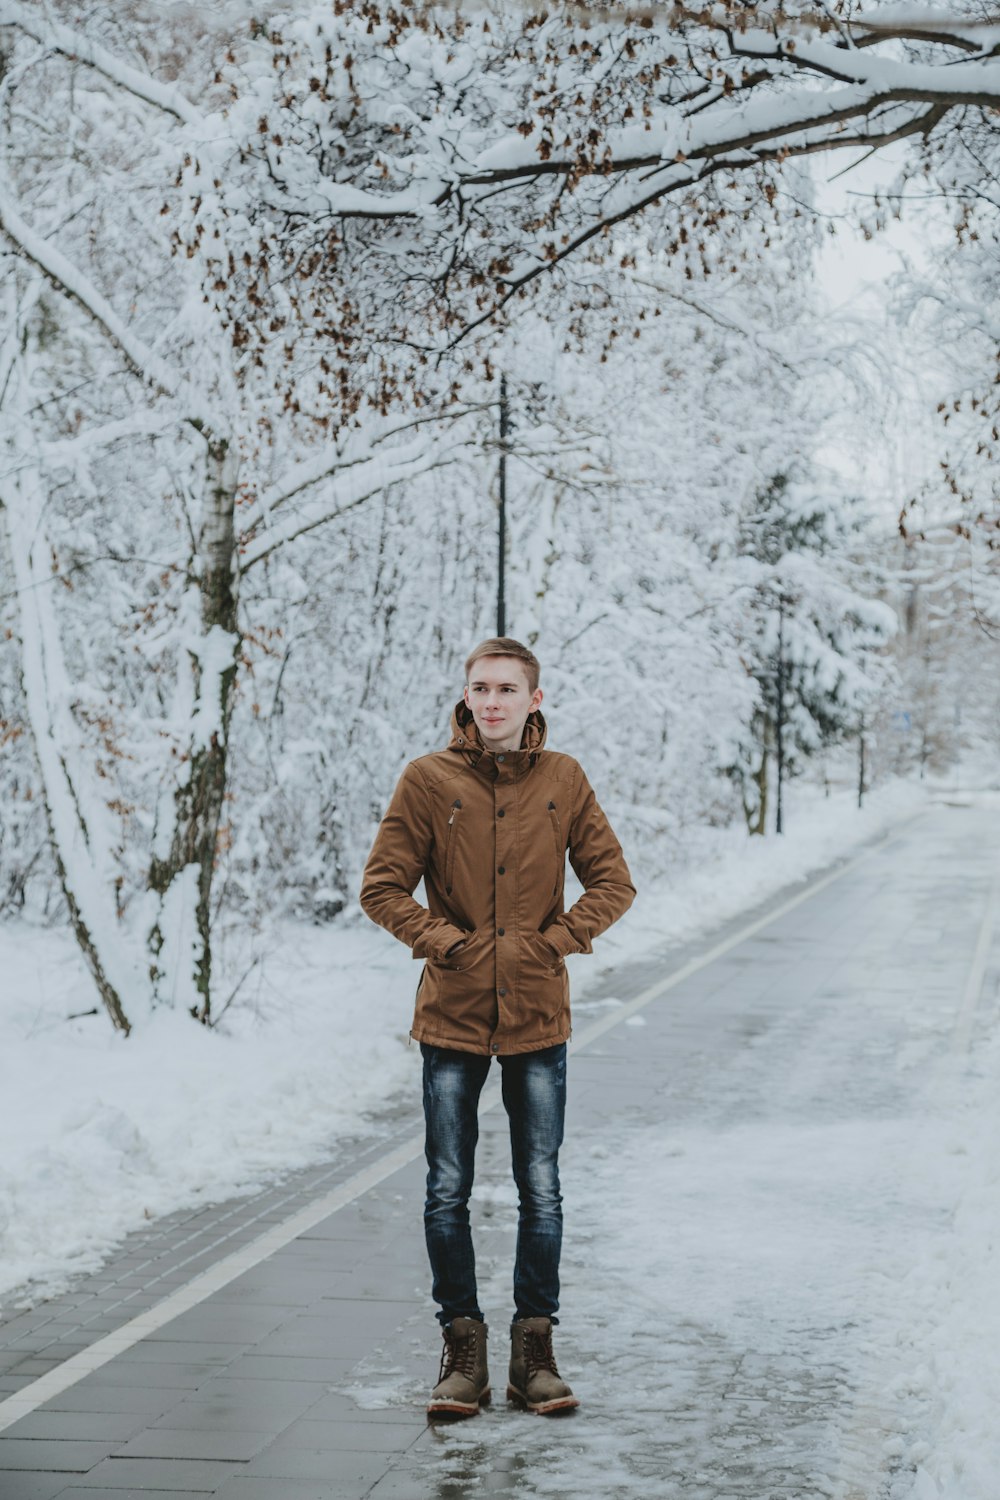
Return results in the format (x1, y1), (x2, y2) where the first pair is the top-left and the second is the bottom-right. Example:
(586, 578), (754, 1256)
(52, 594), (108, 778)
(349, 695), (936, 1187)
(445, 799), (462, 894)
(547, 801), (563, 895)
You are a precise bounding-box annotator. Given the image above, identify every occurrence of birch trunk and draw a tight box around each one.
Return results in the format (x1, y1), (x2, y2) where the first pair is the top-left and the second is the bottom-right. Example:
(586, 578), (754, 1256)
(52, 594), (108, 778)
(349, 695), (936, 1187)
(743, 710), (771, 837)
(146, 431), (241, 1021)
(1, 464), (138, 1032)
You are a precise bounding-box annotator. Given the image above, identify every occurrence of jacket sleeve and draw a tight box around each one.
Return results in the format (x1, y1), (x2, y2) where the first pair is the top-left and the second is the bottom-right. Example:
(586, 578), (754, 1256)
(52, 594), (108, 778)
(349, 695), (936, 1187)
(543, 767), (636, 960)
(359, 763), (468, 962)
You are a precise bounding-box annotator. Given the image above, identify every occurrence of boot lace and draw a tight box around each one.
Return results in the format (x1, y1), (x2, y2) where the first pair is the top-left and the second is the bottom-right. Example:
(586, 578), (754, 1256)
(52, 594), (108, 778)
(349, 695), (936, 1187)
(523, 1328), (560, 1381)
(439, 1325), (478, 1383)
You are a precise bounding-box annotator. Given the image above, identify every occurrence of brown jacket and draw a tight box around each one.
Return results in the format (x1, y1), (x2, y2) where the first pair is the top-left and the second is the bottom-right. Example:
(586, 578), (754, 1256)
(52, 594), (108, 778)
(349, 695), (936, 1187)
(359, 703), (635, 1055)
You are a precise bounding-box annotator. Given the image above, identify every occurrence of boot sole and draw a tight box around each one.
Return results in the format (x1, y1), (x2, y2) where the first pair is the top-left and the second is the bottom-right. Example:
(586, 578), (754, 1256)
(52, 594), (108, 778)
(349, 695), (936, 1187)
(426, 1386), (491, 1419)
(506, 1383), (579, 1415)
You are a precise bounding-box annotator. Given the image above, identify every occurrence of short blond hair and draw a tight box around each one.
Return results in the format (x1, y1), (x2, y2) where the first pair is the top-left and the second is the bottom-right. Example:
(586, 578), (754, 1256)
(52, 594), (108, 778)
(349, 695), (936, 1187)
(464, 637), (540, 694)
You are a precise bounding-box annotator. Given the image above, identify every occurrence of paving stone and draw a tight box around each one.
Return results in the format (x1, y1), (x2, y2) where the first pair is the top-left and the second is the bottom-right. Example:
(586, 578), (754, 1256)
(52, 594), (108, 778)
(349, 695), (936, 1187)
(148, 1384), (323, 1431)
(0, 1414), (146, 1443)
(0, 1438), (110, 1471)
(39, 1386), (183, 1417)
(111, 1427), (270, 1461)
(0, 1475), (74, 1499)
(218, 1355), (355, 1383)
(76, 1362), (217, 1390)
(5, 1359), (66, 1377)
(56, 1492), (236, 1500)
(267, 1416), (420, 1453)
(184, 1376), (326, 1411)
(248, 1327), (375, 1359)
(297, 1392), (424, 1425)
(100, 1341), (244, 1366)
(148, 1401), (293, 1434)
(211, 1481), (376, 1500)
(240, 1443), (392, 1483)
(60, 1455), (244, 1488)
(143, 1310), (287, 1345)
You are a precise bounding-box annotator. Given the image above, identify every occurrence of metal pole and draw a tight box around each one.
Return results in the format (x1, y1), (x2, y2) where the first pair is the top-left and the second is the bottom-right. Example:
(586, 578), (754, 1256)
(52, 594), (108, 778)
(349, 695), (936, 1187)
(858, 714), (866, 808)
(775, 592), (786, 835)
(497, 373), (508, 637)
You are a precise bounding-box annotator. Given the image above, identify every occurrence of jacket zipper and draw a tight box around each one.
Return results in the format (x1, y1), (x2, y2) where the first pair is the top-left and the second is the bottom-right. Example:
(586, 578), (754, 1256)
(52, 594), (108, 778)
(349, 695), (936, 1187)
(445, 799), (462, 894)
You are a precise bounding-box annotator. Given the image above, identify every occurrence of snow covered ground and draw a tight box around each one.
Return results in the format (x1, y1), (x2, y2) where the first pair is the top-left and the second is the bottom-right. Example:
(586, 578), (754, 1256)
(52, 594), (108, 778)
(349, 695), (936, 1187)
(0, 772), (932, 1314)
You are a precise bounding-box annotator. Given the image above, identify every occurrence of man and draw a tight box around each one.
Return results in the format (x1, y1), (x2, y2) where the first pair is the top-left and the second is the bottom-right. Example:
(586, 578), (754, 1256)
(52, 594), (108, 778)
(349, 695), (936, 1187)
(360, 637), (634, 1418)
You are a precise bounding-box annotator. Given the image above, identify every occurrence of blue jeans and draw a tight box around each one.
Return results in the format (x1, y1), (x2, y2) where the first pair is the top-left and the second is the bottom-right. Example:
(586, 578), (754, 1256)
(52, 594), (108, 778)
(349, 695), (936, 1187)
(421, 1042), (567, 1327)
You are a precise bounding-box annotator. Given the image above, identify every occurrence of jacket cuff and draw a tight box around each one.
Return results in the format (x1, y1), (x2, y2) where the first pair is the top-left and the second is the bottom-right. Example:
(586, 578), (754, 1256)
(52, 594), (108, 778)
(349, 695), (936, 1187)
(542, 924), (578, 961)
(412, 924), (468, 963)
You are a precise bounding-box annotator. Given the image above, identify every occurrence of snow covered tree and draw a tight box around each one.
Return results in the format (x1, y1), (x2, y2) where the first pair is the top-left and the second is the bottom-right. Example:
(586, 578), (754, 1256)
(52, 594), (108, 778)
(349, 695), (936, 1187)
(0, 6), (473, 1029)
(722, 472), (896, 834)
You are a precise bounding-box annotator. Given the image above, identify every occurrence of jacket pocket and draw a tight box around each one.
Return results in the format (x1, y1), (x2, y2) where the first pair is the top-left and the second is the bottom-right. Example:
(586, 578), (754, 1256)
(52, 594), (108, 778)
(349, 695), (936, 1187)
(523, 928), (563, 978)
(547, 801), (564, 897)
(444, 799), (462, 895)
(438, 926), (489, 973)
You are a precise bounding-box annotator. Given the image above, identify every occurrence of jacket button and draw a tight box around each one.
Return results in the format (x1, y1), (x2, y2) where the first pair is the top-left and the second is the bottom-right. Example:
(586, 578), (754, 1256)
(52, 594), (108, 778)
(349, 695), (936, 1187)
(491, 1043), (500, 1053)
(499, 986), (507, 997)
(497, 808), (505, 818)
(497, 754), (505, 762)
(498, 866), (505, 875)
(498, 927), (505, 936)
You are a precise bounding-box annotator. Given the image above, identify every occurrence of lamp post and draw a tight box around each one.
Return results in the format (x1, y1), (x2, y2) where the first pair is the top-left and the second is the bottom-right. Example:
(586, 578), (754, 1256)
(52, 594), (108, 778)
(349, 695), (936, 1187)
(775, 591), (787, 835)
(497, 372), (509, 637)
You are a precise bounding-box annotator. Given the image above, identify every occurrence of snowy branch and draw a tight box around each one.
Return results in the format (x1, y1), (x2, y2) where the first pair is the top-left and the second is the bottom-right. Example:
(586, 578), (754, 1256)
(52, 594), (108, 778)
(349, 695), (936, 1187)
(239, 433), (472, 572)
(0, 190), (180, 400)
(0, 1), (203, 125)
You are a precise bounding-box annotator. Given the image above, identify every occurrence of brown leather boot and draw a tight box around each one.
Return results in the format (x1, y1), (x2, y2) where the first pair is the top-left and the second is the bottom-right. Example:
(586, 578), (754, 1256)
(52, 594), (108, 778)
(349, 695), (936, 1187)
(427, 1317), (490, 1418)
(507, 1317), (579, 1414)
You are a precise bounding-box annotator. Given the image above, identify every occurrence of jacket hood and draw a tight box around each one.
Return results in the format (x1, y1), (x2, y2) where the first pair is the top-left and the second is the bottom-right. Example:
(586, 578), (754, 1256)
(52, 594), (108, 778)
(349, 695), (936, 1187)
(448, 700), (547, 761)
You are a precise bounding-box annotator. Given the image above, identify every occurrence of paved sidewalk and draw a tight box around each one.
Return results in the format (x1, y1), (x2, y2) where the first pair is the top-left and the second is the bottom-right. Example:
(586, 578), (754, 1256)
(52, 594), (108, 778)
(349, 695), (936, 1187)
(1, 803), (996, 1499)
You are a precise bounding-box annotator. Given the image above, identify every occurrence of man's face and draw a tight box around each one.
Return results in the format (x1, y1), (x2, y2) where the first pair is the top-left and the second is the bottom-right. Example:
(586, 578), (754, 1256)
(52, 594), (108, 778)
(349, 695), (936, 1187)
(463, 656), (543, 753)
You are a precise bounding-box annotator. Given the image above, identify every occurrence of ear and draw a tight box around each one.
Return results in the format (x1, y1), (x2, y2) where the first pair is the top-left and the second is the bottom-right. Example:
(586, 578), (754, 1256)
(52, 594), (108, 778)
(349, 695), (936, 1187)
(530, 687), (543, 712)
(463, 684), (471, 709)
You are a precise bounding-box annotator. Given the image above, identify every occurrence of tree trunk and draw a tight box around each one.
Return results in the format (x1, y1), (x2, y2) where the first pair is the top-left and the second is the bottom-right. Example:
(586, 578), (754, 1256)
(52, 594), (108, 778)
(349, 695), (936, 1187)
(2, 463), (137, 1032)
(743, 710), (770, 836)
(147, 432), (241, 1022)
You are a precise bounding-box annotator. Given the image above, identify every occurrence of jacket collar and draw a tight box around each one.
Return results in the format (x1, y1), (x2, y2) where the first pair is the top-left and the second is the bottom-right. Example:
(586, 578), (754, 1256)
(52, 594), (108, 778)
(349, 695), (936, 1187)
(447, 701), (547, 779)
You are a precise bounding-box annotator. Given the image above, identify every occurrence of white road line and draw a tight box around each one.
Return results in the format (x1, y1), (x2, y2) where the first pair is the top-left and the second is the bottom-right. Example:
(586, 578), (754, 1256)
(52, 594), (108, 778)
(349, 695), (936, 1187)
(0, 810), (924, 1433)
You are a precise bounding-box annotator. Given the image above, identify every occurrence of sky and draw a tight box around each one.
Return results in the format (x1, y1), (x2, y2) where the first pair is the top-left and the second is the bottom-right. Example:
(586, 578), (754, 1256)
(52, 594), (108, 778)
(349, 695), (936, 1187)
(809, 142), (949, 534)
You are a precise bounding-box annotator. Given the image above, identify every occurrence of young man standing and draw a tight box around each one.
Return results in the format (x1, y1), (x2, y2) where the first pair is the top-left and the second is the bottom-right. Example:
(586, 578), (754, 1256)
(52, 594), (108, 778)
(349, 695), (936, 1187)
(360, 638), (634, 1417)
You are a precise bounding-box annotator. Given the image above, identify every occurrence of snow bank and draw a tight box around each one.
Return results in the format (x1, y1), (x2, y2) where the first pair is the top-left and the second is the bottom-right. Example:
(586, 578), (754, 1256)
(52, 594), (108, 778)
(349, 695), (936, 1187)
(0, 924), (416, 1306)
